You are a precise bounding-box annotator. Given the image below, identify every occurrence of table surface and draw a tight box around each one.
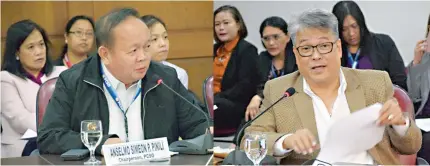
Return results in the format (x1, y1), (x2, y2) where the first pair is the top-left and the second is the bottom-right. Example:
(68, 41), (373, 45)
(1, 154), (213, 165)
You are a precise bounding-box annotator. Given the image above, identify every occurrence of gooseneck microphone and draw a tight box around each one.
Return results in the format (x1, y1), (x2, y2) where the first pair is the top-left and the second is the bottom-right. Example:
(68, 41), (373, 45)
(152, 75), (213, 155)
(222, 87), (296, 165)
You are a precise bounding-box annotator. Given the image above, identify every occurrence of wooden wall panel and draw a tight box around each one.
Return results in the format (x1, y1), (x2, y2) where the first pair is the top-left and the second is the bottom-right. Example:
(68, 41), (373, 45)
(1, 1), (68, 36)
(167, 57), (213, 100)
(92, 1), (212, 30)
(169, 29), (213, 59)
(66, 1), (94, 20)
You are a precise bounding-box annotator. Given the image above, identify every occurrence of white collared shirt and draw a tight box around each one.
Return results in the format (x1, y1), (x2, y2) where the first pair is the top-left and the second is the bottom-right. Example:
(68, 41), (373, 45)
(162, 61), (188, 89)
(273, 70), (410, 164)
(101, 64), (144, 142)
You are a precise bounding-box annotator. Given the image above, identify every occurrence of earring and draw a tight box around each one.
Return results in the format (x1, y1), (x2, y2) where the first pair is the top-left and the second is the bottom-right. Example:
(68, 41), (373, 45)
(16, 56), (19, 60)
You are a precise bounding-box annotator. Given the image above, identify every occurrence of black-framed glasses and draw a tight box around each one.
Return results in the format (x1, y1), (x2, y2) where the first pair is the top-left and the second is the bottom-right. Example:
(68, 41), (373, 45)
(69, 31), (94, 38)
(296, 41), (336, 57)
(261, 34), (284, 43)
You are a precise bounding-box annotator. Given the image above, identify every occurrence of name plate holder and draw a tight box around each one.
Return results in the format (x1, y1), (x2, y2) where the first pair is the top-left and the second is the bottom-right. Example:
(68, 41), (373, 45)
(102, 137), (170, 165)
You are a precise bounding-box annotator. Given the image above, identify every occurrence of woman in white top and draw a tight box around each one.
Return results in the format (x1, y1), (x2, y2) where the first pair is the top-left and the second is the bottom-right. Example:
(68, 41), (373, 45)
(1, 20), (67, 158)
(141, 15), (189, 89)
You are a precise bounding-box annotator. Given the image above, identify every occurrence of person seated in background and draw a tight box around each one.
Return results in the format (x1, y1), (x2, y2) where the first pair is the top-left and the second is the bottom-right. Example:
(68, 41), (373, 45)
(245, 16), (298, 122)
(244, 9), (421, 165)
(37, 8), (208, 155)
(141, 15), (188, 89)
(407, 13), (430, 162)
(1, 20), (67, 158)
(213, 5), (260, 136)
(54, 15), (95, 68)
(332, 0), (407, 90)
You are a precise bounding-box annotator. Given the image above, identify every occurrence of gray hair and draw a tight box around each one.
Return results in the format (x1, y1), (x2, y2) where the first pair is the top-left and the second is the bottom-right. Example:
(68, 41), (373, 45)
(288, 9), (339, 46)
(95, 8), (140, 48)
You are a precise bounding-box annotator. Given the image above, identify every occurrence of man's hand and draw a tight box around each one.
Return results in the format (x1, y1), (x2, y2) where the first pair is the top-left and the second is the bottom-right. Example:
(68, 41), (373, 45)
(282, 129), (319, 155)
(101, 138), (123, 155)
(377, 98), (407, 126)
(245, 95), (262, 121)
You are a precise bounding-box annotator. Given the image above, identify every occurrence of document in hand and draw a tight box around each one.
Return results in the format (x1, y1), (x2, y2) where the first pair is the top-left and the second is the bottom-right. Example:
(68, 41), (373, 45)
(315, 103), (385, 164)
(21, 129), (37, 140)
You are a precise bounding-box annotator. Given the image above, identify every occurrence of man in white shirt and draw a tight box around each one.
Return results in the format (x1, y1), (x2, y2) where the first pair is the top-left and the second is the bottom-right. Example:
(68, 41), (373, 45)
(38, 8), (209, 155)
(244, 9), (422, 165)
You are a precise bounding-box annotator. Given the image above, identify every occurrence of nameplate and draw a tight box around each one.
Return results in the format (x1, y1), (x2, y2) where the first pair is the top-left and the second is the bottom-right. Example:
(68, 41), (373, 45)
(102, 137), (170, 165)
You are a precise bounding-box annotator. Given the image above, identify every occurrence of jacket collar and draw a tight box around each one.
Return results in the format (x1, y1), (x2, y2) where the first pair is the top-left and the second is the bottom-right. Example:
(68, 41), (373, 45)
(82, 55), (159, 91)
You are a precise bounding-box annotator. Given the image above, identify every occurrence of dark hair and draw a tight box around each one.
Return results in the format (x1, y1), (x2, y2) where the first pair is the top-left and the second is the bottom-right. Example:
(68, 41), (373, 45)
(213, 5), (248, 44)
(61, 15), (95, 57)
(141, 15), (167, 30)
(95, 8), (140, 48)
(426, 13), (430, 37)
(259, 16), (293, 50)
(332, 1), (371, 50)
(2, 19), (53, 79)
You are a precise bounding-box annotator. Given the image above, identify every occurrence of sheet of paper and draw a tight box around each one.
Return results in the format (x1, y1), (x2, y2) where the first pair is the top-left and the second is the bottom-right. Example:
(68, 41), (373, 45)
(214, 105), (218, 110)
(21, 129), (37, 140)
(315, 103), (385, 164)
(416, 118), (430, 132)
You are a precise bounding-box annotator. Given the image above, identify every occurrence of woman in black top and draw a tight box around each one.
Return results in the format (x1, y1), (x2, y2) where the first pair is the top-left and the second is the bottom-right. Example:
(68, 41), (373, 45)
(245, 16), (298, 121)
(332, 1), (407, 90)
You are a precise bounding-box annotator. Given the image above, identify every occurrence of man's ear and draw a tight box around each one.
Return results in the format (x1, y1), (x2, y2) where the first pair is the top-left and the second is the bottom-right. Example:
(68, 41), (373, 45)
(98, 46), (110, 65)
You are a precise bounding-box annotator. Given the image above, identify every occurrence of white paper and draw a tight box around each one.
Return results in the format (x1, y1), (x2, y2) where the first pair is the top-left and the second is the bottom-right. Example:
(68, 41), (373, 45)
(315, 103), (385, 164)
(214, 105), (218, 110)
(21, 129), (37, 140)
(416, 118), (430, 132)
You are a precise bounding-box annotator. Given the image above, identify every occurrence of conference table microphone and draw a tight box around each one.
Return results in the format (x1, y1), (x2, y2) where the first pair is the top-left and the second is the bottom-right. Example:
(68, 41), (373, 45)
(152, 75), (213, 155)
(222, 87), (296, 165)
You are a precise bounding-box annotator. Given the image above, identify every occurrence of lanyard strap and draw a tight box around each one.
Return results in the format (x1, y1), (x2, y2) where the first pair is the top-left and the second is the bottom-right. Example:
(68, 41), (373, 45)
(347, 49), (361, 69)
(63, 54), (73, 68)
(270, 62), (284, 79)
(100, 63), (142, 142)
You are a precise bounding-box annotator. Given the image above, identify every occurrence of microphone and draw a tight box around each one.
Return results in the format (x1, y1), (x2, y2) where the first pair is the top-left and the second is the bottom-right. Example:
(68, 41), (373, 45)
(222, 87), (296, 165)
(153, 74), (213, 155)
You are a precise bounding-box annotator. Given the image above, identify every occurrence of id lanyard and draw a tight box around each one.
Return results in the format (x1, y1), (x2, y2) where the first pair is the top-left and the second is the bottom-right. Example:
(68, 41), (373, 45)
(347, 49), (361, 69)
(63, 54), (73, 68)
(270, 62), (284, 79)
(100, 63), (141, 142)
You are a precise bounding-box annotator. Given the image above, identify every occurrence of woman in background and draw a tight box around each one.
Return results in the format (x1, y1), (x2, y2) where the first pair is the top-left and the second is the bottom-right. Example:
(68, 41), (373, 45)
(332, 0), (407, 90)
(55, 15), (95, 68)
(245, 16), (297, 121)
(141, 15), (189, 89)
(1, 20), (67, 158)
(407, 14), (430, 162)
(213, 5), (259, 136)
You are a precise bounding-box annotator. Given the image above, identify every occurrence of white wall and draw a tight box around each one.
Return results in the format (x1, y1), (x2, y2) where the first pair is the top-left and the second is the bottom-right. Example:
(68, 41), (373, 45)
(214, 1), (430, 65)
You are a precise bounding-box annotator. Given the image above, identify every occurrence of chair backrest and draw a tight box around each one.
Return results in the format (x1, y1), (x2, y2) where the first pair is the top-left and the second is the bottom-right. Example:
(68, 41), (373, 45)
(203, 76), (214, 118)
(392, 85), (417, 165)
(36, 77), (58, 128)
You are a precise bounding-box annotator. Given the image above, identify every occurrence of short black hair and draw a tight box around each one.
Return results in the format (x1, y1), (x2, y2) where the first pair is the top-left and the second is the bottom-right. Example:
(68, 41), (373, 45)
(213, 5), (248, 44)
(259, 16), (292, 49)
(332, 0), (371, 49)
(2, 19), (53, 79)
(95, 7), (140, 48)
(61, 15), (95, 57)
(141, 15), (167, 30)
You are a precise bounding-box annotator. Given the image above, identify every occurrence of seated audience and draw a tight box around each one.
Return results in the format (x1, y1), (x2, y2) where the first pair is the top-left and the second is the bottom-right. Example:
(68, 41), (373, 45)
(244, 9), (421, 165)
(54, 15), (95, 68)
(407, 13), (430, 162)
(332, 0), (407, 90)
(245, 16), (298, 122)
(37, 8), (208, 155)
(141, 15), (189, 89)
(213, 5), (259, 136)
(1, 20), (67, 158)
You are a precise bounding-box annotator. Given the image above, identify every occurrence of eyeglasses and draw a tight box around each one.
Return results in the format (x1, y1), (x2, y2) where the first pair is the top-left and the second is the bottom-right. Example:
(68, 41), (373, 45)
(261, 34), (284, 43)
(69, 31), (94, 38)
(296, 41), (336, 57)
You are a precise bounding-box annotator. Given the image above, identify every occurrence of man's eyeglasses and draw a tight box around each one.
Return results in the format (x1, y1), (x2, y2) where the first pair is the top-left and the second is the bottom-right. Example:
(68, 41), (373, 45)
(296, 41), (337, 57)
(69, 31), (94, 38)
(261, 34), (284, 43)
